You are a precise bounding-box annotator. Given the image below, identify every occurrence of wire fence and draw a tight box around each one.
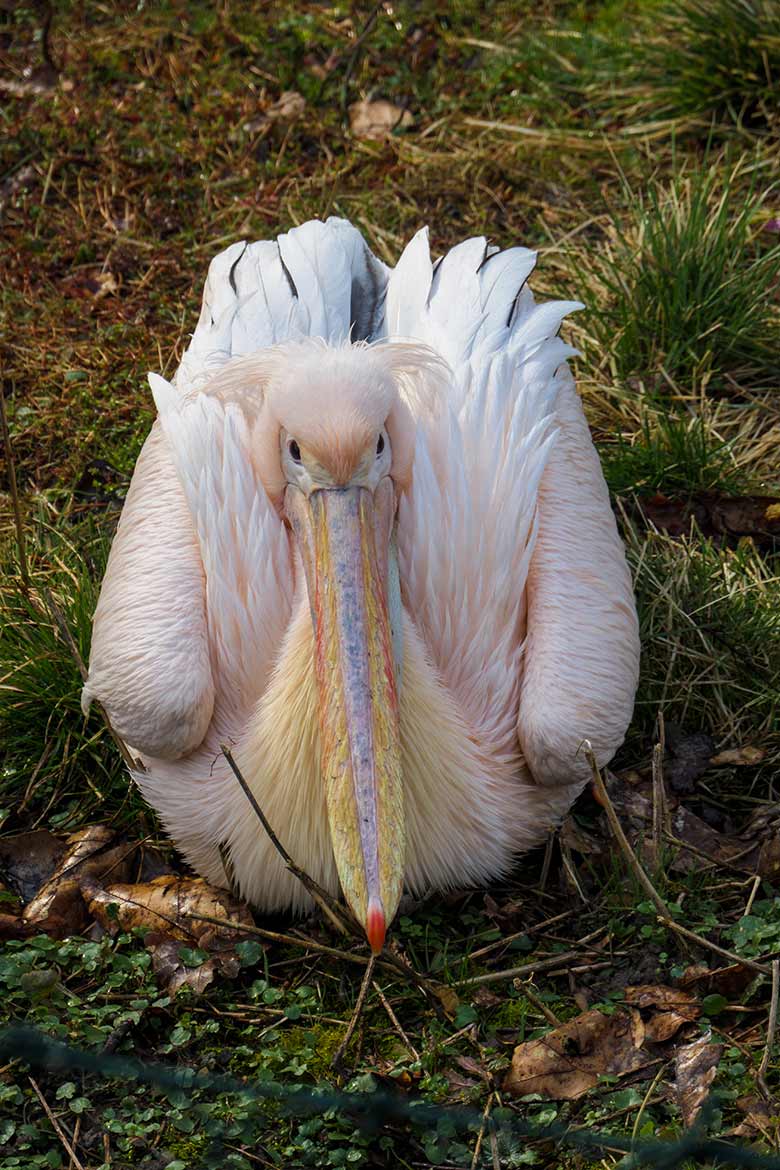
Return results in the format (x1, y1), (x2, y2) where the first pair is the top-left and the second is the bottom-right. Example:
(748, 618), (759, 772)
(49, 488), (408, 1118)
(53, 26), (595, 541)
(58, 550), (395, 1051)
(3, 1025), (780, 1169)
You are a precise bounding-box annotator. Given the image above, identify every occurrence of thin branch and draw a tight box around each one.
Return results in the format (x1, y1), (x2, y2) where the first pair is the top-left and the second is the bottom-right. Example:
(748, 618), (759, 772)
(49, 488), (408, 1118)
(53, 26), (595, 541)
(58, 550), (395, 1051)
(29, 1077), (85, 1170)
(658, 916), (771, 977)
(187, 911), (369, 967)
(457, 949), (592, 989)
(0, 383), (31, 592)
(587, 719), (773, 982)
(583, 742), (671, 918)
(372, 981), (420, 1062)
(221, 745), (354, 937)
(332, 955), (376, 1072)
(759, 960), (780, 1098)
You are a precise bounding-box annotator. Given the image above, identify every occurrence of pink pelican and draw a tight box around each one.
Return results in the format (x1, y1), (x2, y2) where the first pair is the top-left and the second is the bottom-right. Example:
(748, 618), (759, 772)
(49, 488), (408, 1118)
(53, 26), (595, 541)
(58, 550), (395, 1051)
(82, 218), (639, 953)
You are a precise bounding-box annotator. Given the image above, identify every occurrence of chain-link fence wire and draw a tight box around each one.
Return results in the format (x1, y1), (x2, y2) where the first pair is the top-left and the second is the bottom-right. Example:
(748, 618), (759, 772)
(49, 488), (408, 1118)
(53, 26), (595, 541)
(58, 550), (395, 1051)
(3, 1025), (780, 1168)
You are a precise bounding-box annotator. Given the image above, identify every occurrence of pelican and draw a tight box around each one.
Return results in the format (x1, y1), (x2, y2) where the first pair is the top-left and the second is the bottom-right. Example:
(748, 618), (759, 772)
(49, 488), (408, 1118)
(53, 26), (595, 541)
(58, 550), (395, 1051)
(82, 218), (639, 953)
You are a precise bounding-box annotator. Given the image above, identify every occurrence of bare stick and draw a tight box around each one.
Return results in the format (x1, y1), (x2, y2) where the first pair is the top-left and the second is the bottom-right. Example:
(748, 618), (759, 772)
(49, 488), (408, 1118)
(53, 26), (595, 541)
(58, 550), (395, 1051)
(188, 911), (369, 967)
(651, 740), (666, 863)
(518, 980), (561, 1027)
(468, 909), (577, 961)
(584, 742), (670, 919)
(0, 383), (30, 591)
(658, 915), (771, 976)
(457, 949), (592, 988)
(759, 959), (780, 1097)
(221, 745), (353, 936)
(29, 1077), (85, 1170)
(470, 1093), (494, 1170)
(372, 980), (420, 1062)
(332, 954), (376, 1071)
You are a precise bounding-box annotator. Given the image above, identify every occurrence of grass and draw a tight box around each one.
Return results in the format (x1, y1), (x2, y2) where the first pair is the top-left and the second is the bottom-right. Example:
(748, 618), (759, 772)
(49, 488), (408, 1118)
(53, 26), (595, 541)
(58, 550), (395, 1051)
(579, 161), (780, 392)
(2, 0), (780, 1166)
(631, 0), (780, 131)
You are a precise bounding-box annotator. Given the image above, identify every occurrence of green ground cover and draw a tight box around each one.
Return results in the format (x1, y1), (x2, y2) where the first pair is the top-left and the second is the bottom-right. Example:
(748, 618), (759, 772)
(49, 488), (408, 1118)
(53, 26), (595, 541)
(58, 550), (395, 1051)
(1, 2), (779, 1166)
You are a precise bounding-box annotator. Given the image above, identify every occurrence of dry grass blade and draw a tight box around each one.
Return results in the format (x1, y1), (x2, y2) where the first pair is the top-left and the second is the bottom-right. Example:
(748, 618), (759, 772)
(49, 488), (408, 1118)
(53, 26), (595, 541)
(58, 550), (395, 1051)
(332, 954), (376, 1073)
(0, 385), (30, 592)
(28, 1077), (85, 1170)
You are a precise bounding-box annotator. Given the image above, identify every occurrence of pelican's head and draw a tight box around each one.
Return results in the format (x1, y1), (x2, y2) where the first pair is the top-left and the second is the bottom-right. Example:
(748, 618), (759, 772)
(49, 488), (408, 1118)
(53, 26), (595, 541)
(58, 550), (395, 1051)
(213, 340), (442, 952)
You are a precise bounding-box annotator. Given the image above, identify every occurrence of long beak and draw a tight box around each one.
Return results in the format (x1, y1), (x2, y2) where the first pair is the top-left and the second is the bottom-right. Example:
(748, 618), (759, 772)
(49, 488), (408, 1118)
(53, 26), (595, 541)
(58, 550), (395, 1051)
(285, 482), (404, 953)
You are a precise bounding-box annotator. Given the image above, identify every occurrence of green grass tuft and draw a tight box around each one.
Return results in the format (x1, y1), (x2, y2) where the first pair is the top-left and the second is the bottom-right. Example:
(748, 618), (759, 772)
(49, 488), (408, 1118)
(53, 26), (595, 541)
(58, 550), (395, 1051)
(601, 406), (745, 497)
(0, 514), (131, 830)
(627, 529), (780, 750)
(582, 162), (780, 391)
(637, 0), (780, 131)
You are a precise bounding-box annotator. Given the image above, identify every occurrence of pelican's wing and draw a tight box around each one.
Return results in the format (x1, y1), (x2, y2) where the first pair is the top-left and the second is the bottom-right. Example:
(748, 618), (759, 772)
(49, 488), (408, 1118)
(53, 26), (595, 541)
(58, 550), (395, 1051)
(81, 419), (216, 760)
(176, 217), (390, 394)
(391, 230), (639, 779)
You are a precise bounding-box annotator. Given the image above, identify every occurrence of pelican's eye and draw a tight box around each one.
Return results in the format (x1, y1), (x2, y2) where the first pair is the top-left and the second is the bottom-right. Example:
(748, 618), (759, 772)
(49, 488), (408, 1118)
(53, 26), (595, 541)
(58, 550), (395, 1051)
(376, 434), (385, 457)
(289, 439), (302, 463)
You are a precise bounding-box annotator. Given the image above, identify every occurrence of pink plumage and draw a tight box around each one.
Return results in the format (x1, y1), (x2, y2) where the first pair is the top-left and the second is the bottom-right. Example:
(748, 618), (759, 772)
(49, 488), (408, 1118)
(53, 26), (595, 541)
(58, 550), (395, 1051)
(83, 218), (639, 941)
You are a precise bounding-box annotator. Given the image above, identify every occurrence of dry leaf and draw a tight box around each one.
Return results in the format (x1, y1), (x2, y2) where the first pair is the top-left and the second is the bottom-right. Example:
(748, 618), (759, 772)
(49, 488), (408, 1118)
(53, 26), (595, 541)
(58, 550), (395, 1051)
(710, 746), (766, 767)
(0, 830), (66, 903)
(674, 1032), (723, 1127)
(81, 874), (252, 943)
(21, 827), (132, 936)
(349, 98), (413, 140)
(624, 985), (700, 1019)
(435, 985), (460, 1017)
(265, 91), (306, 121)
(146, 932), (219, 996)
(504, 1008), (648, 1100)
(732, 1095), (777, 1139)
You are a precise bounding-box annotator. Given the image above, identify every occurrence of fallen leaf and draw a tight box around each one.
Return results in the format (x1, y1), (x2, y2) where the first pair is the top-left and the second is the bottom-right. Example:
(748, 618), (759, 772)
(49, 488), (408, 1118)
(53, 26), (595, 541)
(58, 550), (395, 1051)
(674, 1033), (723, 1128)
(21, 827), (133, 936)
(349, 98), (413, 140)
(0, 830), (66, 903)
(265, 90), (306, 121)
(81, 874), (252, 943)
(710, 746), (766, 767)
(676, 963), (756, 1000)
(504, 1008), (648, 1101)
(624, 985), (700, 1019)
(732, 1095), (777, 1139)
(145, 932), (219, 996)
(435, 985), (460, 1018)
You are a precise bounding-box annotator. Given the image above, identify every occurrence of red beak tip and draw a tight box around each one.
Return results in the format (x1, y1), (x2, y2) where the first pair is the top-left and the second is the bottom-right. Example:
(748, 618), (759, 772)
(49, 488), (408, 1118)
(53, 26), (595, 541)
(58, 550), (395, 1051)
(365, 899), (386, 955)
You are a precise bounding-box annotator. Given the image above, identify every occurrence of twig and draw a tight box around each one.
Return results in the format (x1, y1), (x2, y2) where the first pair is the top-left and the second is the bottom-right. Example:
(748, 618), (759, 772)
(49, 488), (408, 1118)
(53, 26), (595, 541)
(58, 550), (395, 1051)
(471, 1093), (495, 1170)
(468, 909), (577, 962)
(758, 959), (779, 1097)
(0, 382), (30, 591)
(187, 912), (369, 967)
(590, 742), (735, 991)
(651, 726), (667, 865)
(221, 745), (354, 937)
(372, 981), (420, 1062)
(339, 4), (382, 118)
(28, 1077), (85, 1170)
(332, 955), (376, 1072)
(516, 980), (561, 1026)
(745, 874), (762, 917)
(583, 743), (670, 919)
(457, 949), (592, 988)
(658, 916), (771, 976)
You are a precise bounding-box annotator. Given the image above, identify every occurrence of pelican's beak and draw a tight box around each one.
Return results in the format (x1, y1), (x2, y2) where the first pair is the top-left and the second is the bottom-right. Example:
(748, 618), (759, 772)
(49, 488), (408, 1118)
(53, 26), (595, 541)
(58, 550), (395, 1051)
(285, 481), (404, 953)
